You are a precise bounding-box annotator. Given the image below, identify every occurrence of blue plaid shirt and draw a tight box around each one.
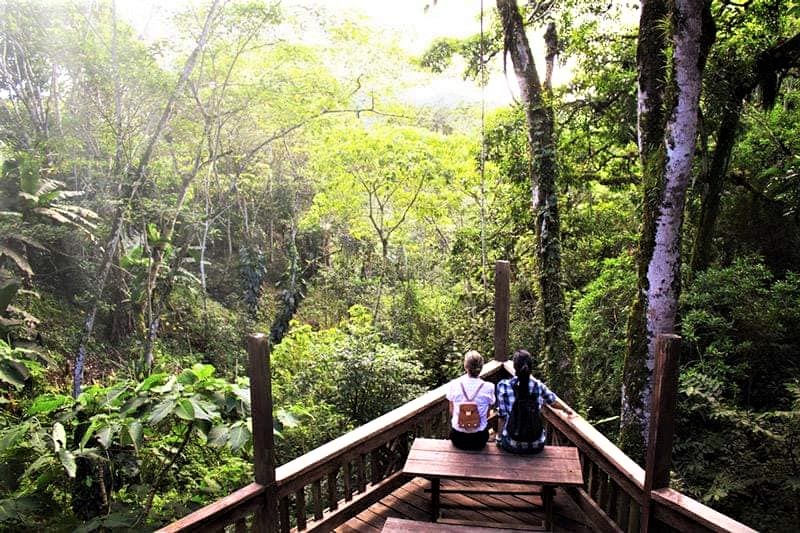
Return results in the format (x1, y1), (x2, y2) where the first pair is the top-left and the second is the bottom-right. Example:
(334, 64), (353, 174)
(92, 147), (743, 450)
(496, 377), (557, 452)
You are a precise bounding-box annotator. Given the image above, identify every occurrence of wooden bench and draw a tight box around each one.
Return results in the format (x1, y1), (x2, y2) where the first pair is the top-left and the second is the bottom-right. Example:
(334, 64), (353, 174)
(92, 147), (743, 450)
(381, 516), (526, 532)
(401, 438), (583, 531)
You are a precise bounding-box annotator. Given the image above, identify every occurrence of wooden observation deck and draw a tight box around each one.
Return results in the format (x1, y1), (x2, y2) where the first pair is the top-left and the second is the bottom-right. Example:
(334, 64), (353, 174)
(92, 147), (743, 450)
(158, 262), (757, 533)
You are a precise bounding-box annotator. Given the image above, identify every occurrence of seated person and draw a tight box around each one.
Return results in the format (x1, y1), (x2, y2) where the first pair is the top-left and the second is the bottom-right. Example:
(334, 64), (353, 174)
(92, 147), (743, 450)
(496, 349), (574, 454)
(446, 350), (496, 450)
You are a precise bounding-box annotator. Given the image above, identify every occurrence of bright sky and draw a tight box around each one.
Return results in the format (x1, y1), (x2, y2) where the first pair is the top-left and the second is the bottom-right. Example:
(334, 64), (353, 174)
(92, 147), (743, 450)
(117, 0), (636, 110)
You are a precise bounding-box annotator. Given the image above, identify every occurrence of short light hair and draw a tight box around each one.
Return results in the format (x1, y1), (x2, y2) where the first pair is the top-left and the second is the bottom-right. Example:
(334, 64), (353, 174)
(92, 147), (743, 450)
(464, 350), (484, 377)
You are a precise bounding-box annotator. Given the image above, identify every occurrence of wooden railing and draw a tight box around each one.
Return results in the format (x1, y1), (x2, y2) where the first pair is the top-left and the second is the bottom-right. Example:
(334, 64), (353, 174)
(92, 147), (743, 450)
(542, 334), (756, 533)
(160, 347), (756, 533)
(160, 263), (757, 533)
(158, 354), (508, 533)
(544, 406), (755, 533)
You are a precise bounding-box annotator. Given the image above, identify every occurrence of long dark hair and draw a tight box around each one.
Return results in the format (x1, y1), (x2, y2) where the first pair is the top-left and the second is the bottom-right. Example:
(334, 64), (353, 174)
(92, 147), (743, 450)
(513, 349), (532, 398)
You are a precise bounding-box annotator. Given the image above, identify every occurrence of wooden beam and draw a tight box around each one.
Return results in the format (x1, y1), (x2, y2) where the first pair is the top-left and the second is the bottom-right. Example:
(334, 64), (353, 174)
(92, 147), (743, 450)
(154, 482), (265, 532)
(247, 333), (279, 533)
(303, 471), (410, 533)
(564, 486), (623, 533)
(651, 488), (757, 533)
(494, 260), (510, 362)
(641, 333), (680, 533)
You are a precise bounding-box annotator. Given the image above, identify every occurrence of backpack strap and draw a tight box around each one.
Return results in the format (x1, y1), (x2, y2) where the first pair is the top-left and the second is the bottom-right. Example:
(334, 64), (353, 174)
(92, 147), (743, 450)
(460, 381), (484, 402)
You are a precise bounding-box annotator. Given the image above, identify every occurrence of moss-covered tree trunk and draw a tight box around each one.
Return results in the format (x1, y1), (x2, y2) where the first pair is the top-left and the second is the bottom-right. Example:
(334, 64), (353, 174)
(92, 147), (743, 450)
(689, 99), (741, 274)
(620, 0), (714, 462)
(690, 33), (800, 274)
(496, 0), (574, 402)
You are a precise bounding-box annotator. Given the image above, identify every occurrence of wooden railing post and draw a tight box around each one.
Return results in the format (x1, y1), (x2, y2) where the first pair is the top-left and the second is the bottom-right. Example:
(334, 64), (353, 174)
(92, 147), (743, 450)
(247, 333), (278, 533)
(642, 333), (681, 533)
(494, 260), (510, 362)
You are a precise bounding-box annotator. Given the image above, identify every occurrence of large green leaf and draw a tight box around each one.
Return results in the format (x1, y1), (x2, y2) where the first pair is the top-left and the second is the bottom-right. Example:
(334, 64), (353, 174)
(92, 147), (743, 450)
(79, 418), (105, 450)
(149, 398), (176, 424)
(120, 394), (147, 415)
(96, 426), (114, 449)
(177, 368), (199, 385)
(150, 376), (177, 394)
(0, 359), (30, 389)
(57, 448), (76, 478)
(189, 397), (218, 421)
(227, 422), (250, 452)
(137, 372), (168, 392)
(174, 399), (195, 421)
(27, 393), (72, 415)
(125, 421), (143, 450)
(208, 425), (228, 448)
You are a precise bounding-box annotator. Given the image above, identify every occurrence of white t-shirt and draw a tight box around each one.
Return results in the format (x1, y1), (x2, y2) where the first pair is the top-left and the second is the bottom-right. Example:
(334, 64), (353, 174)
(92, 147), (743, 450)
(446, 375), (496, 432)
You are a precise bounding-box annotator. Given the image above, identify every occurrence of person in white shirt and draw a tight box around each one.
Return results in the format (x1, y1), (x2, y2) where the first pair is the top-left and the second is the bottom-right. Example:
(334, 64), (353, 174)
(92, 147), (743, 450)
(446, 350), (496, 450)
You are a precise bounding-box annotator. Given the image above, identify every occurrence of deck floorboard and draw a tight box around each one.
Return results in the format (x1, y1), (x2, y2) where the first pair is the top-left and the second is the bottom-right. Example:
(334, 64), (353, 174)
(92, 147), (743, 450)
(335, 477), (594, 532)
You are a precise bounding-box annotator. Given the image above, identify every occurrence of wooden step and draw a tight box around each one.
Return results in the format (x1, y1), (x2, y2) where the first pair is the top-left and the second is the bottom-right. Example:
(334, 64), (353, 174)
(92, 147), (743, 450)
(381, 516), (539, 532)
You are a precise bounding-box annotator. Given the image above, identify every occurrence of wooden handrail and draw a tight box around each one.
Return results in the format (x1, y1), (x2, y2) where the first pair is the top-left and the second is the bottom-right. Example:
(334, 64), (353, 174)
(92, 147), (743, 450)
(543, 406), (756, 533)
(160, 352), (756, 533)
(275, 360), (504, 496)
(158, 482), (265, 532)
(544, 407), (645, 493)
(157, 360), (506, 533)
(651, 488), (756, 533)
(275, 361), (502, 493)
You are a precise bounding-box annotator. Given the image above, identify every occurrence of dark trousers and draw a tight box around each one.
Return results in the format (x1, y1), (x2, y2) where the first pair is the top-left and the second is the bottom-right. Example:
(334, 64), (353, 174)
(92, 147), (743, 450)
(449, 427), (489, 450)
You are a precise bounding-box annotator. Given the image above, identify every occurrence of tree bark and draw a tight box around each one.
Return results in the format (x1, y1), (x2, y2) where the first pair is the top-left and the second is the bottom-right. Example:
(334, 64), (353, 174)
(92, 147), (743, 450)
(620, 0), (714, 461)
(496, 0), (574, 401)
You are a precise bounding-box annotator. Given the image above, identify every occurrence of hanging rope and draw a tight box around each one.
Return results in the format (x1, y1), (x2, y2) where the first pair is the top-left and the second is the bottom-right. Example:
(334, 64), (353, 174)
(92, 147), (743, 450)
(479, 0), (489, 303)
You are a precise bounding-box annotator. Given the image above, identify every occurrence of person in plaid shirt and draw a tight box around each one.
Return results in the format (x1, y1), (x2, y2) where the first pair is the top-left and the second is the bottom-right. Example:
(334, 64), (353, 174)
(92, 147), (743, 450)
(495, 349), (574, 453)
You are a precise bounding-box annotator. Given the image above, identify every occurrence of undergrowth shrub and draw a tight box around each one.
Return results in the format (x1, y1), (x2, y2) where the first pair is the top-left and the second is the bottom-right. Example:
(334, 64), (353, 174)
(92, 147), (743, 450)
(570, 255), (635, 422)
(674, 257), (800, 531)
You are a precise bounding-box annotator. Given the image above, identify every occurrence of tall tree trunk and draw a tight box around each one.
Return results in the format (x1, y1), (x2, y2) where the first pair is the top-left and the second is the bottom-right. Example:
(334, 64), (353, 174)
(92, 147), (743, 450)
(620, 0), (714, 461)
(496, 0), (574, 401)
(141, 242), (191, 373)
(72, 0), (221, 397)
(689, 99), (741, 273)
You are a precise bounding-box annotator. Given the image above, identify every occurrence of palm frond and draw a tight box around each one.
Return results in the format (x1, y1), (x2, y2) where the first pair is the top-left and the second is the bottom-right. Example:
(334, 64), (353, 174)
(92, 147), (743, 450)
(18, 191), (38, 203)
(0, 245), (33, 277)
(36, 178), (66, 195)
(10, 234), (46, 250)
(57, 204), (99, 220)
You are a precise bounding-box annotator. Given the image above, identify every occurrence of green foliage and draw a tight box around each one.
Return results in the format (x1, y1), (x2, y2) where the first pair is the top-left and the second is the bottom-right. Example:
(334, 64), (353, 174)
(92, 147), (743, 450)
(682, 257), (800, 409)
(570, 255), (635, 421)
(275, 306), (427, 429)
(384, 281), (474, 385)
(673, 257), (800, 530)
(0, 363), (255, 529)
(0, 339), (49, 392)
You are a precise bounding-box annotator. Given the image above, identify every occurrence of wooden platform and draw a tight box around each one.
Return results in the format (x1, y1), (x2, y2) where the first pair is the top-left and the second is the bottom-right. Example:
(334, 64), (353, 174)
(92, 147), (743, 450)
(334, 477), (594, 532)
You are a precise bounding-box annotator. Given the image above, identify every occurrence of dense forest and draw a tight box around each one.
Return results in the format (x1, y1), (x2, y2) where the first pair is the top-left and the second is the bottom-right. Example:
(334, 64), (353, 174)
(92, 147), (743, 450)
(1, 0), (798, 530)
